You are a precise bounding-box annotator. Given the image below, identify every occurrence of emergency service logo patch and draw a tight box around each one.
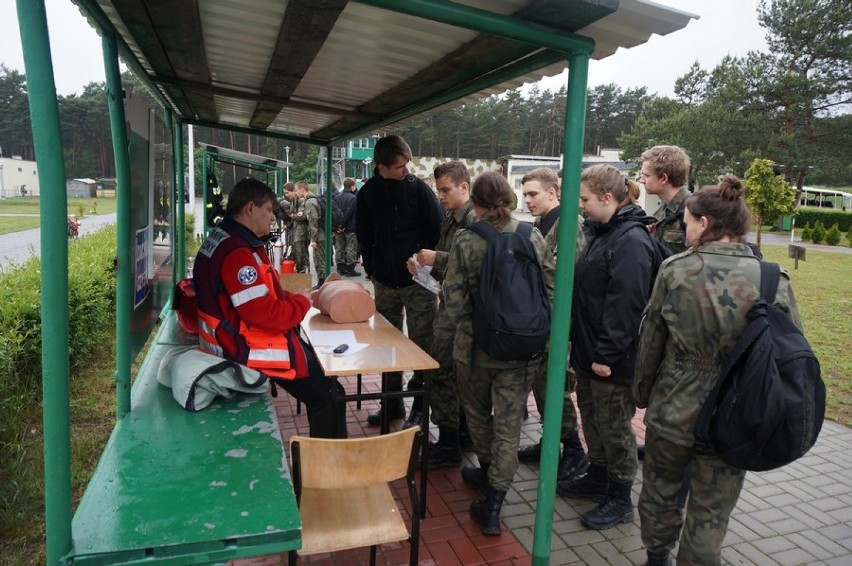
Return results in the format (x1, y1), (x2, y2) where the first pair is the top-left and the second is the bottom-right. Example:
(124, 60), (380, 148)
(237, 266), (258, 285)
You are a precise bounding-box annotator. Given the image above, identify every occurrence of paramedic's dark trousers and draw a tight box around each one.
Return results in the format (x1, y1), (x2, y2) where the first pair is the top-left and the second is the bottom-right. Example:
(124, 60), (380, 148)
(272, 352), (347, 439)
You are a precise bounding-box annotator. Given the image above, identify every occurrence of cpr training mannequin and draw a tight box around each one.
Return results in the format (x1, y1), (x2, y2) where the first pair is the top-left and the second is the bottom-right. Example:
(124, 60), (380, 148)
(310, 272), (376, 323)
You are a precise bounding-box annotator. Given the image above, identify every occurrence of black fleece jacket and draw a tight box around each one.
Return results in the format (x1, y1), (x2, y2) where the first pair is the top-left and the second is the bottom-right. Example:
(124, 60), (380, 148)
(355, 173), (444, 288)
(570, 204), (661, 386)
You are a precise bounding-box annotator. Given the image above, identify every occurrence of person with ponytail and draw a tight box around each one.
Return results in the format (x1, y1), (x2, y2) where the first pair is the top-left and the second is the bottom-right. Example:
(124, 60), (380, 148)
(442, 171), (555, 536)
(634, 175), (802, 565)
(556, 164), (665, 531)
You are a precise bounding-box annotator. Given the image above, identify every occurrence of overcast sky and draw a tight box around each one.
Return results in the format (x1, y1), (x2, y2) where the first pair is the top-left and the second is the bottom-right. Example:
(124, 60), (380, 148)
(2, 0), (769, 98)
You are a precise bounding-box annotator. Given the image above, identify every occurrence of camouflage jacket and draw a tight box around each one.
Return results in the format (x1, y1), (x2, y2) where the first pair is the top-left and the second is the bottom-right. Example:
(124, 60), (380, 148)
(443, 217), (555, 368)
(432, 200), (476, 282)
(303, 194), (324, 241)
(634, 242), (802, 446)
(652, 186), (690, 255)
(534, 212), (587, 266)
(275, 197), (293, 229)
(291, 196), (309, 240)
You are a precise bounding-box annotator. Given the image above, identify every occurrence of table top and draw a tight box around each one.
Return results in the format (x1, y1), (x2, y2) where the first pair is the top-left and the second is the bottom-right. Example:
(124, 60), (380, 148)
(303, 308), (438, 376)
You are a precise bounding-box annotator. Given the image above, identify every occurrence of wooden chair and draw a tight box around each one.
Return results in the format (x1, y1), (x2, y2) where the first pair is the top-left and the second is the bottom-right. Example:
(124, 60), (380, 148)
(288, 427), (422, 566)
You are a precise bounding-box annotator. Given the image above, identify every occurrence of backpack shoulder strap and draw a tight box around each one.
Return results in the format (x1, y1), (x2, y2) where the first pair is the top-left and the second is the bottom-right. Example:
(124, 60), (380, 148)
(759, 262), (781, 304)
(466, 220), (499, 242)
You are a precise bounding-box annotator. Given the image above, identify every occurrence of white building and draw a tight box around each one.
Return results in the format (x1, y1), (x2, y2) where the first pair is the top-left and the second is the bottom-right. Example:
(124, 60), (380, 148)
(0, 156), (40, 198)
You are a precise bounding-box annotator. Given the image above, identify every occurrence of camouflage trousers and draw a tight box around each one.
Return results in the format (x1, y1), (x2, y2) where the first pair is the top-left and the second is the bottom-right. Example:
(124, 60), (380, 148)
(427, 300), (458, 429)
(291, 238), (310, 273)
(531, 360), (579, 440)
(456, 357), (537, 491)
(575, 373), (637, 483)
(639, 429), (746, 564)
(373, 279), (437, 393)
(334, 231), (359, 266)
(312, 236), (328, 279)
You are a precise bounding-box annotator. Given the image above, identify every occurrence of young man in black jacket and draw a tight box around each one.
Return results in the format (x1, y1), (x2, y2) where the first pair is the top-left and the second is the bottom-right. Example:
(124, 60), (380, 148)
(356, 135), (444, 427)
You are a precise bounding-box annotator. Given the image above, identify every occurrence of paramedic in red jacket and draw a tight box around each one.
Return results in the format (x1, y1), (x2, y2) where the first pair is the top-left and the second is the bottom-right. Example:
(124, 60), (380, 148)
(193, 177), (346, 438)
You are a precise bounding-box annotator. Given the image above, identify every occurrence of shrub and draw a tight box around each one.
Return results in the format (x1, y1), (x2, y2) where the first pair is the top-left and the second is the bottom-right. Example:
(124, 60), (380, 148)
(795, 208), (852, 232)
(800, 222), (812, 241)
(847, 226), (852, 246)
(0, 227), (117, 451)
(811, 221), (827, 244)
(825, 224), (842, 246)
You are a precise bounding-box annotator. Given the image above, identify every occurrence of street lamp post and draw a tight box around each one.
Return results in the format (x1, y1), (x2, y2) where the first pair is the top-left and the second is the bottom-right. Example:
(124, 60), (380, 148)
(284, 146), (291, 183)
(363, 156), (372, 179)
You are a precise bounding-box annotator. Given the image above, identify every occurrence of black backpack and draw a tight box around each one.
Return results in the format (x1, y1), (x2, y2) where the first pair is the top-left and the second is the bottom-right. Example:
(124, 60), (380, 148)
(694, 262), (824, 471)
(314, 193), (344, 226)
(466, 221), (550, 362)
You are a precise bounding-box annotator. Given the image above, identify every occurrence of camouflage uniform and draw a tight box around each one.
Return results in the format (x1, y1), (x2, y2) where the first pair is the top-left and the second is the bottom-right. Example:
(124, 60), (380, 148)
(303, 194), (326, 280)
(275, 197), (293, 255)
(429, 201), (477, 429)
(443, 218), (555, 491)
(634, 242), (801, 563)
(652, 186), (690, 255)
(530, 213), (586, 440)
(291, 196), (310, 272)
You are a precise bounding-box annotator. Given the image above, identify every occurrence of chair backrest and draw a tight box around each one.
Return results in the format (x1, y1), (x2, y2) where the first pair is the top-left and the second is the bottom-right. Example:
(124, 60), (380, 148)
(290, 427), (419, 489)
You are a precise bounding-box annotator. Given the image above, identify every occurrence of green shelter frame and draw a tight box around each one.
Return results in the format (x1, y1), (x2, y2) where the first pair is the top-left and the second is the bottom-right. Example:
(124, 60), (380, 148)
(15, 1), (694, 563)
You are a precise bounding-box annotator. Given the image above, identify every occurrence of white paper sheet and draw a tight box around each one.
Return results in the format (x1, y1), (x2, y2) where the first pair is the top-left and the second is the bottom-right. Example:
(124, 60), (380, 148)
(309, 330), (357, 346)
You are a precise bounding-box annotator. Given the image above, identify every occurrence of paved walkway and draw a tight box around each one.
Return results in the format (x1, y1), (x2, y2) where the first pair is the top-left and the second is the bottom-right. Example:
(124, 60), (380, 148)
(232, 373), (852, 565)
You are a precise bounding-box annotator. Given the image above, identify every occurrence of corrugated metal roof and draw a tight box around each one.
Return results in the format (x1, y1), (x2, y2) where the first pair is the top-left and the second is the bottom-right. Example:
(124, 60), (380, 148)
(76, 0), (696, 144)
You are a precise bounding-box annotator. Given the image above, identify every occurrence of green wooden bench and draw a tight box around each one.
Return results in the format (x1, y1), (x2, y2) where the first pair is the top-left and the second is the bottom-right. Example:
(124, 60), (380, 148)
(65, 314), (301, 565)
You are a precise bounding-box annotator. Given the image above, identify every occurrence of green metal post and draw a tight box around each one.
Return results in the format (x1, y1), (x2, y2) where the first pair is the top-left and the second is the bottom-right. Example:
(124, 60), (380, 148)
(174, 118), (186, 281)
(532, 52), (589, 565)
(17, 2), (72, 562)
(103, 32), (133, 418)
(325, 145), (334, 276)
(202, 155), (209, 234)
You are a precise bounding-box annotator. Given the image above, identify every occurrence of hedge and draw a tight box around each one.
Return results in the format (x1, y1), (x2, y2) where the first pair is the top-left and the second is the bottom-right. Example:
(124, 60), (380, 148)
(0, 227), (117, 449)
(795, 208), (852, 232)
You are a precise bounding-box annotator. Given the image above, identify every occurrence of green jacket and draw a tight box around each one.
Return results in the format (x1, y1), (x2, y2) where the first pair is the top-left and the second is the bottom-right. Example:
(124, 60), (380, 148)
(634, 242), (802, 446)
(443, 218), (555, 368)
(652, 186), (690, 254)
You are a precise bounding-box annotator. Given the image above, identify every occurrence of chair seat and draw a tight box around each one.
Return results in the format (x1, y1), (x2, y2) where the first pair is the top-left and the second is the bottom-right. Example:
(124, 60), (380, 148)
(298, 483), (409, 556)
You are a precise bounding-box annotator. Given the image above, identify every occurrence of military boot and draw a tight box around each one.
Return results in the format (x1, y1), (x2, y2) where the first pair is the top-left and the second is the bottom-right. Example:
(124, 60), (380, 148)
(557, 434), (589, 483)
(646, 550), (673, 566)
(470, 485), (506, 536)
(556, 463), (608, 502)
(402, 385), (424, 430)
(366, 398), (405, 426)
(427, 427), (462, 469)
(345, 263), (361, 276)
(580, 480), (634, 530)
(461, 463), (489, 494)
(517, 442), (542, 463)
(335, 262), (346, 275)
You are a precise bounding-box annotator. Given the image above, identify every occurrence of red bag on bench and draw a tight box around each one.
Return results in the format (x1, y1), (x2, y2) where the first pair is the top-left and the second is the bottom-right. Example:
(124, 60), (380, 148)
(173, 278), (199, 335)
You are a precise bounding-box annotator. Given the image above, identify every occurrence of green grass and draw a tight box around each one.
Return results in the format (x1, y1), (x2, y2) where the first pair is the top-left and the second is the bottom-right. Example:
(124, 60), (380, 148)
(0, 197), (118, 235)
(761, 245), (852, 426)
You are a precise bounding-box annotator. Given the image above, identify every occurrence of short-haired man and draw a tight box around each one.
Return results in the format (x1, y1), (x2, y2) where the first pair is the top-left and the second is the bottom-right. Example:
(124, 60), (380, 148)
(298, 182), (328, 288)
(357, 135), (444, 426)
(193, 177), (346, 439)
(406, 161), (477, 467)
(518, 167), (589, 483)
(640, 145), (691, 255)
(334, 178), (360, 276)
